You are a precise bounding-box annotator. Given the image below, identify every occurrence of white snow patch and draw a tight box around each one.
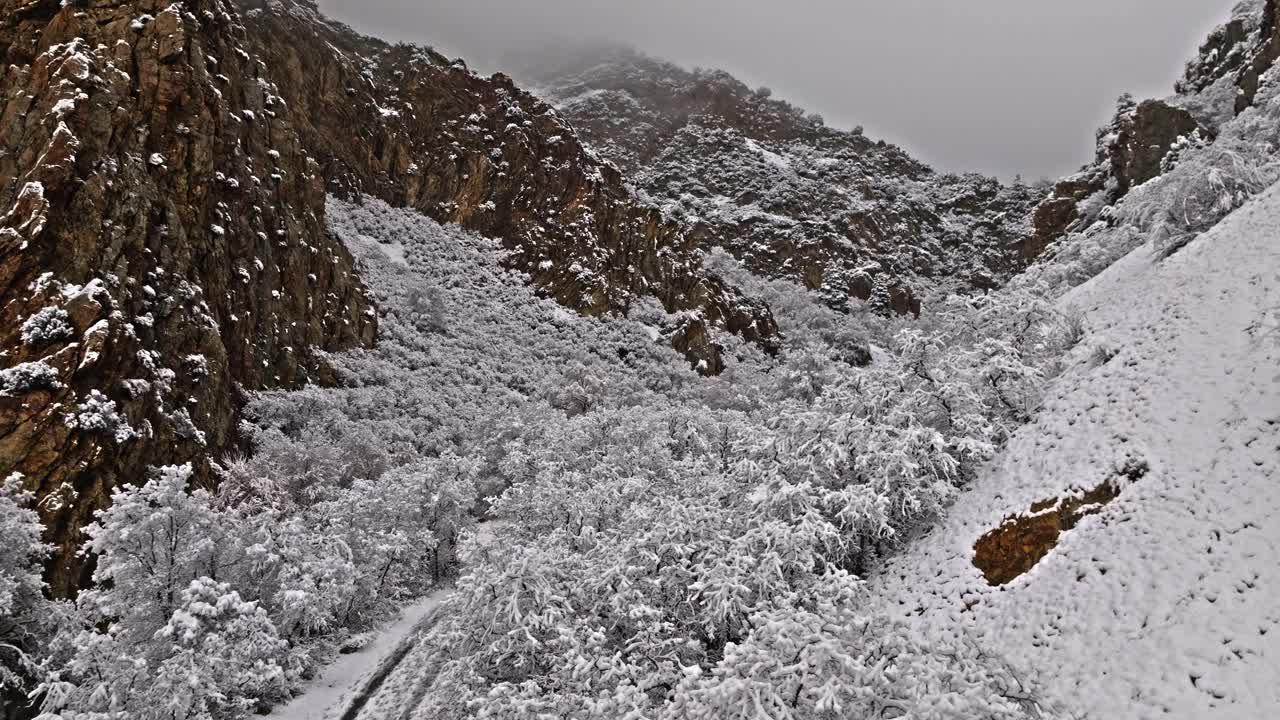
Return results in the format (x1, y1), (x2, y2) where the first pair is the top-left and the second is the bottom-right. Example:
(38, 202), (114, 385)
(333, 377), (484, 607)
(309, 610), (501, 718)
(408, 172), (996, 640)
(743, 137), (793, 173)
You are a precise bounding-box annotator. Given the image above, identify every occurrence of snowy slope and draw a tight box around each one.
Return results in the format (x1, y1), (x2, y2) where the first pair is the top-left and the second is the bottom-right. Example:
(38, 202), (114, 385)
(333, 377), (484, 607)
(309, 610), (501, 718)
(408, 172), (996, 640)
(875, 184), (1280, 718)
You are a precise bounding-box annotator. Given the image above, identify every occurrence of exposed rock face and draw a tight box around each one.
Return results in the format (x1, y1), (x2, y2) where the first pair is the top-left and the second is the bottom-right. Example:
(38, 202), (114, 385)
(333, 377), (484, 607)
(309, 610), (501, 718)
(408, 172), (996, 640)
(518, 48), (1044, 315)
(0, 0), (376, 595)
(972, 482), (1120, 586)
(233, 0), (778, 365)
(1109, 100), (1206, 195)
(972, 460), (1146, 586)
(1184, 0), (1280, 114)
(1031, 0), (1280, 253)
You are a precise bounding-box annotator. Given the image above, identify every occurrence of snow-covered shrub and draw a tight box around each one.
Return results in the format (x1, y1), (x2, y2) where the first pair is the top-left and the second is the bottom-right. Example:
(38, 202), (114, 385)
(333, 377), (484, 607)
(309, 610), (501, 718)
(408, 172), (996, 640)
(39, 578), (289, 720)
(664, 573), (1044, 720)
(71, 390), (135, 443)
(35, 465), (369, 717)
(171, 407), (206, 445)
(406, 286), (448, 335)
(20, 306), (74, 347)
(36, 466), (289, 718)
(314, 458), (478, 623)
(0, 361), (62, 395)
(0, 476), (49, 693)
(1120, 143), (1279, 257)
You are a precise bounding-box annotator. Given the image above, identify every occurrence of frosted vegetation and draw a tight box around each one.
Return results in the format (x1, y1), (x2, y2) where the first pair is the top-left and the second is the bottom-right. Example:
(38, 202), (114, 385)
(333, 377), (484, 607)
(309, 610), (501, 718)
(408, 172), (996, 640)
(4, 196), (1081, 719)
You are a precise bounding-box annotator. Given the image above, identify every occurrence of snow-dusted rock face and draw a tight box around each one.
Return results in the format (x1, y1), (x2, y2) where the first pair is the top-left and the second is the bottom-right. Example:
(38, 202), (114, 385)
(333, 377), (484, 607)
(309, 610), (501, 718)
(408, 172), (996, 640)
(233, 0), (779, 371)
(0, 0), (377, 594)
(1031, 0), (1280, 252)
(519, 47), (1046, 314)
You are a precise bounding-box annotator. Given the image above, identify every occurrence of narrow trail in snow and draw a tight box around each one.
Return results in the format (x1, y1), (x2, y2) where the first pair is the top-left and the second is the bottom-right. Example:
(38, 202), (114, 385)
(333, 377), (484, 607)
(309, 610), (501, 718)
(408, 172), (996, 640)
(338, 605), (445, 720)
(268, 587), (451, 720)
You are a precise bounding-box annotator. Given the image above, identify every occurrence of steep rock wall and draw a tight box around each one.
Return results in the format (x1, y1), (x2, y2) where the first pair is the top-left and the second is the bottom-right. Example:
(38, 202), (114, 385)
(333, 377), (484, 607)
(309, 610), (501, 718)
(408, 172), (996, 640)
(0, 0), (376, 594)
(235, 0), (778, 370)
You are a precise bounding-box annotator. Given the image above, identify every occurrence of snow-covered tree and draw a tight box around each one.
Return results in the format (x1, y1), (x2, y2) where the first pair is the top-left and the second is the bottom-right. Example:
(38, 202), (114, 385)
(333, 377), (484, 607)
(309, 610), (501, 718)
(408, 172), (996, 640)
(0, 475), (49, 694)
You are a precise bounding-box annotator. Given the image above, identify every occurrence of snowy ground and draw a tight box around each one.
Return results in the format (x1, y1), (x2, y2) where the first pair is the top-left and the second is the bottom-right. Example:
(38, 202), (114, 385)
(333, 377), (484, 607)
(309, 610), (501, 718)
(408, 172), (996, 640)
(874, 185), (1280, 718)
(268, 588), (451, 720)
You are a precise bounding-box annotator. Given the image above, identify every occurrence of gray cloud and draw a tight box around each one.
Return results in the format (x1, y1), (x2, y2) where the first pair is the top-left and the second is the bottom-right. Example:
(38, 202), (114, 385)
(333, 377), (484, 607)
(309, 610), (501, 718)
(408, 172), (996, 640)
(317, 0), (1239, 179)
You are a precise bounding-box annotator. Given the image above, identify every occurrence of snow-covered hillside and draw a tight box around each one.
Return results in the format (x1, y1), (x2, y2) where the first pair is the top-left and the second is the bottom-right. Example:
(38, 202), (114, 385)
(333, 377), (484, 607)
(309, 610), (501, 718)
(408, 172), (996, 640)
(876, 184), (1280, 719)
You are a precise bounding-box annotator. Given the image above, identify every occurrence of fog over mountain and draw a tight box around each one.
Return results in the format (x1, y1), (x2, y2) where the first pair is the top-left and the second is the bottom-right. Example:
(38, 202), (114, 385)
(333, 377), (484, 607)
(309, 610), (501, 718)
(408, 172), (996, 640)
(317, 0), (1237, 179)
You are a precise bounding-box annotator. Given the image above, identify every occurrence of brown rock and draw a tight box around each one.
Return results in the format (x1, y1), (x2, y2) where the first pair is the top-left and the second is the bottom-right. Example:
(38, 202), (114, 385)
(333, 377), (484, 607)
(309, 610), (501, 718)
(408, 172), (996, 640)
(888, 285), (921, 319)
(848, 272), (874, 301)
(1028, 197), (1080, 259)
(0, 0), (376, 595)
(973, 461), (1147, 585)
(1110, 100), (1205, 194)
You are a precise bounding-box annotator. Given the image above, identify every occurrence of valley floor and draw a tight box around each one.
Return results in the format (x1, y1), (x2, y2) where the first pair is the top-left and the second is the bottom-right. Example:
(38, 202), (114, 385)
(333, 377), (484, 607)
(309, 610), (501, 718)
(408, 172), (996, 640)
(874, 185), (1280, 718)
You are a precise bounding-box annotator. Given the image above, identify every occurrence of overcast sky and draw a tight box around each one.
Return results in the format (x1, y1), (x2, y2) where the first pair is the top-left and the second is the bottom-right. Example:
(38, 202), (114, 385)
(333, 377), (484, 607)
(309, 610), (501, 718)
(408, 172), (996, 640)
(318, 0), (1241, 180)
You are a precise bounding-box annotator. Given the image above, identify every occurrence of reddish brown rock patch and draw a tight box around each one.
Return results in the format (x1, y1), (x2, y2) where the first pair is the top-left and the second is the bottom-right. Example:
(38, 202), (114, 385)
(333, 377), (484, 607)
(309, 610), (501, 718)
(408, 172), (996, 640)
(973, 461), (1147, 586)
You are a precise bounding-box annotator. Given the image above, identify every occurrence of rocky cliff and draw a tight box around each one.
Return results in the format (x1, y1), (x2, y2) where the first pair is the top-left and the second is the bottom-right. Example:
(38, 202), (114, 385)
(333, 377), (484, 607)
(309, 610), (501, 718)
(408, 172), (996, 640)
(233, 0), (778, 370)
(518, 47), (1046, 316)
(0, 0), (784, 594)
(0, 0), (378, 594)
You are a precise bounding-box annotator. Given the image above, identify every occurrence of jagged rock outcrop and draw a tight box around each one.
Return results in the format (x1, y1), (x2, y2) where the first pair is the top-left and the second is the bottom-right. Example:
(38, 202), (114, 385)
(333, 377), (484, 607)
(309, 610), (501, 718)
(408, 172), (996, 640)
(1109, 100), (1206, 195)
(232, 0), (778, 371)
(1031, 0), (1278, 252)
(0, 0), (376, 594)
(1030, 98), (1212, 253)
(1177, 0), (1280, 114)
(517, 47), (1044, 314)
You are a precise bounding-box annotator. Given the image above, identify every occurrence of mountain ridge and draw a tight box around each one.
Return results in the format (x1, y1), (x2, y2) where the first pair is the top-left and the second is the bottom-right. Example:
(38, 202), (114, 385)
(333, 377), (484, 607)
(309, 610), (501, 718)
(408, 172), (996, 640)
(517, 45), (1047, 315)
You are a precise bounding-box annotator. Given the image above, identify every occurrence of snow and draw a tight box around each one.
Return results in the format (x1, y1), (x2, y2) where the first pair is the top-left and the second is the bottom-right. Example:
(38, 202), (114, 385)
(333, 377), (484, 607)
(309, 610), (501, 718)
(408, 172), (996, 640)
(50, 97), (77, 118)
(743, 137), (793, 173)
(352, 233), (408, 267)
(267, 589), (449, 720)
(874, 184), (1280, 718)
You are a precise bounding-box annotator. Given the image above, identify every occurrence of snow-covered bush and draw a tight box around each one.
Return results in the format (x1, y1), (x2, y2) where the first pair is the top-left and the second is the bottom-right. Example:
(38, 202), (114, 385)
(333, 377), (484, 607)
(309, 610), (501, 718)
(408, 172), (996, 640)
(1120, 143), (1280, 257)
(38, 465), (369, 717)
(0, 361), (62, 395)
(37, 466), (286, 718)
(20, 306), (74, 347)
(71, 390), (135, 443)
(39, 577), (290, 720)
